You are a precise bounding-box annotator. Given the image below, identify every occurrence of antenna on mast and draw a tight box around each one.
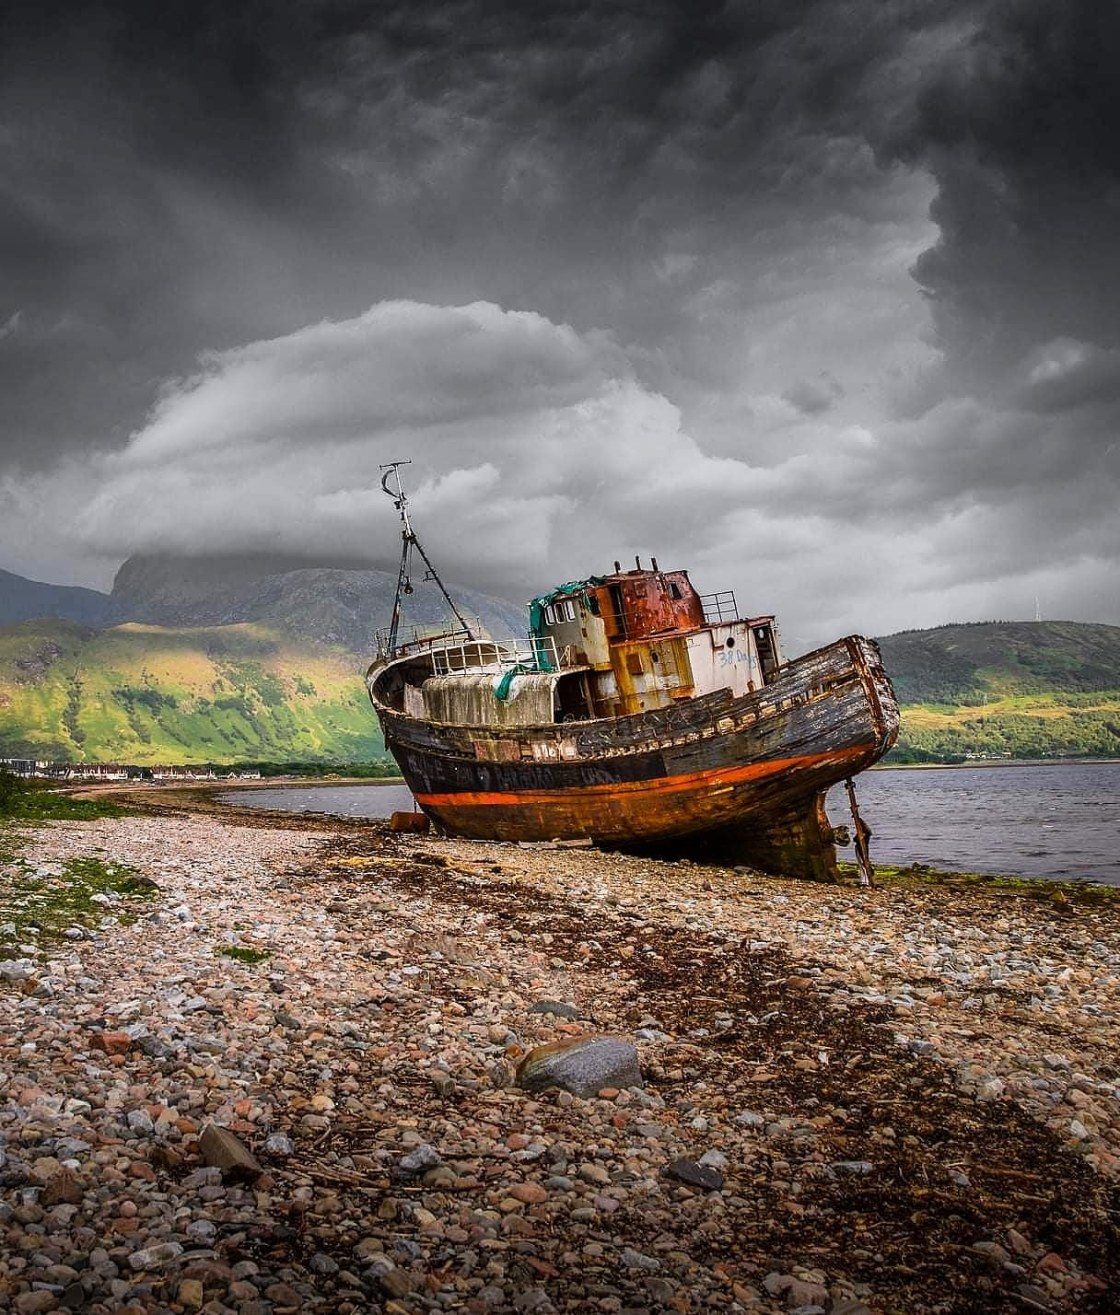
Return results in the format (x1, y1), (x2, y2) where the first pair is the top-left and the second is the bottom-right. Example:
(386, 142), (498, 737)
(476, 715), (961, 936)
(379, 461), (474, 654)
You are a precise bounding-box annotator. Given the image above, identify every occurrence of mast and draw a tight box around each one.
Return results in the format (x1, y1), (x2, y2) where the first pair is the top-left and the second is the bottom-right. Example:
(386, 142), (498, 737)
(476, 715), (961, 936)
(379, 461), (474, 654)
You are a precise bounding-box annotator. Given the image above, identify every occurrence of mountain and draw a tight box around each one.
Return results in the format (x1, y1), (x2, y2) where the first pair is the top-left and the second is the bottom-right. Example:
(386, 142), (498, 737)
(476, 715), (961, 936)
(3, 567), (1118, 766)
(0, 618), (384, 765)
(0, 569), (116, 628)
(0, 553), (530, 766)
(2, 555), (528, 655)
(875, 621), (1120, 761)
(109, 554), (526, 652)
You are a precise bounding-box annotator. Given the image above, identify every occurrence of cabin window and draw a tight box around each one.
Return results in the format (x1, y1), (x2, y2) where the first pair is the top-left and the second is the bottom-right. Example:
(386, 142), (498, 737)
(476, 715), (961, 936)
(625, 651), (644, 676)
(669, 582), (682, 600)
(544, 604), (556, 624)
(609, 584), (625, 625)
(561, 599), (577, 622)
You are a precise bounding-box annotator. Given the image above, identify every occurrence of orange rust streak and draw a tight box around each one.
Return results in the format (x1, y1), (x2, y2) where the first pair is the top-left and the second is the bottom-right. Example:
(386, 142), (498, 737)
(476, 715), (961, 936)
(415, 743), (874, 810)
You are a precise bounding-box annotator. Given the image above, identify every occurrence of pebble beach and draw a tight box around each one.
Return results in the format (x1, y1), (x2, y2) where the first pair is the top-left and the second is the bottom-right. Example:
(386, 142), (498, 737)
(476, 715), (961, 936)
(2, 799), (1119, 1315)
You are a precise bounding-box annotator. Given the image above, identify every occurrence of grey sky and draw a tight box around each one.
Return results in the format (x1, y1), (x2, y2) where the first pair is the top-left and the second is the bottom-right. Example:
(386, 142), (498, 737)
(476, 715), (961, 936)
(1, 0), (1117, 652)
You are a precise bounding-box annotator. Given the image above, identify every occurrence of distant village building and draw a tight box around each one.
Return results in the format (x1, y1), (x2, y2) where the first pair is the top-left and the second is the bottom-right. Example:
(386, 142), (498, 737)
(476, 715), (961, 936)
(2, 758), (262, 781)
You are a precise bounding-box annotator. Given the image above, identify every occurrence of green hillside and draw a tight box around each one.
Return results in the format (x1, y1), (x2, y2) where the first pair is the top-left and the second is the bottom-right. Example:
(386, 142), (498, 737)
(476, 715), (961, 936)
(876, 621), (1120, 762)
(0, 619), (384, 765)
(2, 615), (1118, 767)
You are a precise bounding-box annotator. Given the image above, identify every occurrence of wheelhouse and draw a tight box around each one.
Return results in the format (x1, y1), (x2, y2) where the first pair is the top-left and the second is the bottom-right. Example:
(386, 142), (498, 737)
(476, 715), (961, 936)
(370, 559), (782, 729)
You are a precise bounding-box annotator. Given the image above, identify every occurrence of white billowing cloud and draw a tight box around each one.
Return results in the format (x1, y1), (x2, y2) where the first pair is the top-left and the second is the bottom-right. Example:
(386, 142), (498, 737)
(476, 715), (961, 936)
(76, 301), (773, 590)
(7, 297), (1116, 651)
(116, 301), (624, 467)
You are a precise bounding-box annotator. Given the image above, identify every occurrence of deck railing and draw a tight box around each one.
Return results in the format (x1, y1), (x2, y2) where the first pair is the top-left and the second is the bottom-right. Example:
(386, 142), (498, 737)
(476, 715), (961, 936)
(375, 618), (482, 661)
(431, 634), (565, 676)
(375, 624), (568, 674)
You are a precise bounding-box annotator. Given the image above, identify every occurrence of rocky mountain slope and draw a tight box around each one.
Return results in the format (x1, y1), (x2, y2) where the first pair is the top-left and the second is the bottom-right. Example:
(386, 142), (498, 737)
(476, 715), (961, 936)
(2, 555), (526, 654)
(109, 554), (526, 652)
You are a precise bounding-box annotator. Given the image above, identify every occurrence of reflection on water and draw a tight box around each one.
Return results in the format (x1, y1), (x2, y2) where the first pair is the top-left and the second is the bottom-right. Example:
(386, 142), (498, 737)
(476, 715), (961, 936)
(223, 761), (1120, 885)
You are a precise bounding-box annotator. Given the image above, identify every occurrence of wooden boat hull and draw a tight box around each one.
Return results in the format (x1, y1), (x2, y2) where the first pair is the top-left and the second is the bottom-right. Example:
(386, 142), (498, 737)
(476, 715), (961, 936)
(368, 635), (898, 881)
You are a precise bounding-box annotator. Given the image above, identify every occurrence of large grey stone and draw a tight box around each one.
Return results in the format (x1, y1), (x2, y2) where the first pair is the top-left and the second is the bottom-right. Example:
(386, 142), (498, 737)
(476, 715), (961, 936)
(516, 1035), (641, 1097)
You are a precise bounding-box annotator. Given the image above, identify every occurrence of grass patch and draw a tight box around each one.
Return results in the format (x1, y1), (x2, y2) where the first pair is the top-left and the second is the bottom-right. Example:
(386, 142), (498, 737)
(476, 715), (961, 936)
(0, 853), (159, 959)
(843, 861), (1120, 908)
(0, 768), (126, 822)
(215, 944), (272, 964)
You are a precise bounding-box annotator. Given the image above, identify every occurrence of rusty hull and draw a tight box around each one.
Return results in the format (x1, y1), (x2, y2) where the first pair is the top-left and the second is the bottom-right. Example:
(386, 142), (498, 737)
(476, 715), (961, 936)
(369, 636), (898, 881)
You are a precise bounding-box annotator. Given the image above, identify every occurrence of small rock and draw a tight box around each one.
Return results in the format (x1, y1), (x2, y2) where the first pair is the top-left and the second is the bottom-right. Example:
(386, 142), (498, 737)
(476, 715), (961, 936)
(128, 1241), (185, 1271)
(698, 1148), (729, 1170)
(127, 1109), (155, 1135)
(430, 1069), (456, 1097)
(664, 1158), (724, 1190)
(972, 1240), (1012, 1265)
(59, 1283), (86, 1310)
(528, 1000), (583, 1020)
(178, 1278), (205, 1310)
(265, 1281), (303, 1309)
(91, 1031), (133, 1055)
(186, 1219), (218, 1244)
(199, 1123), (263, 1181)
(1014, 1283), (1055, 1311)
(14, 1293), (59, 1314)
(832, 1160), (874, 1176)
(620, 1247), (661, 1270)
(735, 1110), (765, 1128)
(378, 1268), (415, 1298)
(399, 1143), (441, 1174)
(0, 959), (37, 982)
(785, 1277), (829, 1307)
(40, 1168), (84, 1206)
(509, 1181), (549, 1204)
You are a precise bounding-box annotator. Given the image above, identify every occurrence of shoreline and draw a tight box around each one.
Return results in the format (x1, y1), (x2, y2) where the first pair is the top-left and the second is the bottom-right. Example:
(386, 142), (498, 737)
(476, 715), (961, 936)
(2, 796), (1118, 1313)
(875, 757), (1120, 771)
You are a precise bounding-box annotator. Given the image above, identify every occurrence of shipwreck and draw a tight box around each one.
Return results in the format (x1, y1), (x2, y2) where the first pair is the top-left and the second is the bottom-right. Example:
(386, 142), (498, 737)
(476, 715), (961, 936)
(366, 463), (898, 880)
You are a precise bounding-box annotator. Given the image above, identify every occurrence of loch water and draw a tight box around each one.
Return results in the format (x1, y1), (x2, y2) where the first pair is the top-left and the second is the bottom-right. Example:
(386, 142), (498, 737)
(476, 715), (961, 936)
(222, 760), (1120, 886)
(825, 761), (1120, 885)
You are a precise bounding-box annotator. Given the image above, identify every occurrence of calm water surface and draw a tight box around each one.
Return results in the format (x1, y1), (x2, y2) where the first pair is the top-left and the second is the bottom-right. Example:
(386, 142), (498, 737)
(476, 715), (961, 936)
(222, 761), (1120, 885)
(825, 761), (1120, 885)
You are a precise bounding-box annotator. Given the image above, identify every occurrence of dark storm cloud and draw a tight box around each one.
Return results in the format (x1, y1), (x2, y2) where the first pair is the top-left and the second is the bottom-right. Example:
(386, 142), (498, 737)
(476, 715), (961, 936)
(0, 0), (346, 466)
(880, 1), (1120, 374)
(0, 0), (939, 468)
(2, 0), (1118, 639)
